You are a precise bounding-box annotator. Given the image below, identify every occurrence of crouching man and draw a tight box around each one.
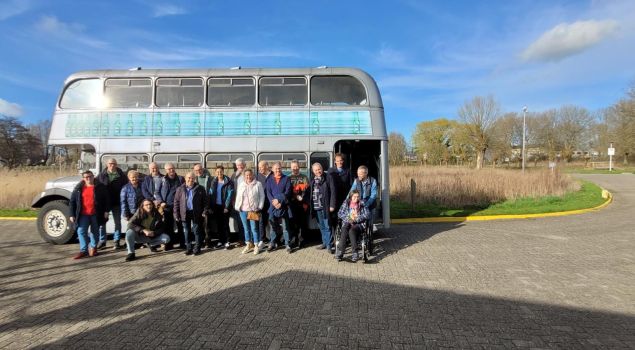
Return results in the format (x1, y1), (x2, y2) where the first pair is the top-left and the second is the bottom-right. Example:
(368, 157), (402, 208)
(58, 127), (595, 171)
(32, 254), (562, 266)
(124, 199), (171, 261)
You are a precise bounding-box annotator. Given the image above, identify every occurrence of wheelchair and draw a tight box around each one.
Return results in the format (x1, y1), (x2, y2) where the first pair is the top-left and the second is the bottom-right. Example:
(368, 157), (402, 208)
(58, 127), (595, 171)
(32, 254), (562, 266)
(334, 219), (373, 263)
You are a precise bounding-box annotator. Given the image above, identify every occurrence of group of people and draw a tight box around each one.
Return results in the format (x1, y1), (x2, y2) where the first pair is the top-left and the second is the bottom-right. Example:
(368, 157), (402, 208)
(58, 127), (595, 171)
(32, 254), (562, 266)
(69, 153), (378, 263)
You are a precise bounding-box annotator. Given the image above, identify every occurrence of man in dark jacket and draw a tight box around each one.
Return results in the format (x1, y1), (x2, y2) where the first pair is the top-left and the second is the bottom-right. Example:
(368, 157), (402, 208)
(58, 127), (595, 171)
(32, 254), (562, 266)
(209, 165), (234, 249)
(69, 170), (109, 259)
(256, 160), (272, 249)
(155, 162), (185, 249)
(142, 162), (162, 203)
(326, 153), (352, 227)
(193, 163), (213, 248)
(174, 172), (209, 255)
(97, 158), (129, 249)
(265, 162), (293, 253)
(310, 162), (336, 252)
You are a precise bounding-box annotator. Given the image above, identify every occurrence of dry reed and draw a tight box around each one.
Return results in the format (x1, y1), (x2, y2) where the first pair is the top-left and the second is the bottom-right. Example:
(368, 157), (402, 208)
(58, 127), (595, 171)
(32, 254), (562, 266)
(0, 166), (77, 209)
(390, 166), (578, 207)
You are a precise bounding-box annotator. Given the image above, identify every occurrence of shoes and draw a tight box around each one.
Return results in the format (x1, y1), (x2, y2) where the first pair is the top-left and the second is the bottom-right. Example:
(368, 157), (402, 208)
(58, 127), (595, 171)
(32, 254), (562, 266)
(257, 241), (265, 250)
(328, 246), (335, 254)
(254, 244), (260, 255)
(335, 255), (343, 262)
(316, 244), (326, 250)
(242, 242), (254, 254)
(150, 246), (158, 252)
(88, 247), (98, 257)
(224, 242), (231, 250)
(164, 243), (173, 251)
(185, 249), (193, 256)
(286, 246), (292, 254)
(215, 242), (224, 249)
(267, 243), (277, 252)
(73, 252), (88, 260)
(125, 253), (136, 262)
(193, 248), (202, 256)
(96, 241), (106, 250)
(351, 252), (358, 262)
(113, 240), (124, 250)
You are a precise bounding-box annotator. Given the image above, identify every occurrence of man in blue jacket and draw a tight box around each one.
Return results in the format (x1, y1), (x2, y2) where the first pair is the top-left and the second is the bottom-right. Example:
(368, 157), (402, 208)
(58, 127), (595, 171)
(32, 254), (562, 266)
(265, 162), (293, 253)
(142, 162), (162, 203)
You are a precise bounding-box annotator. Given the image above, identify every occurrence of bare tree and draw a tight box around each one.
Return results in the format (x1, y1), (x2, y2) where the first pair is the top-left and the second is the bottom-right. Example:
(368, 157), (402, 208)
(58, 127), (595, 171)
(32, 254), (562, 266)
(556, 105), (593, 162)
(388, 132), (408, 165)
(489, 112), (520, 167)
(0, 115), (43, 168)
(457, 95), (501, 169)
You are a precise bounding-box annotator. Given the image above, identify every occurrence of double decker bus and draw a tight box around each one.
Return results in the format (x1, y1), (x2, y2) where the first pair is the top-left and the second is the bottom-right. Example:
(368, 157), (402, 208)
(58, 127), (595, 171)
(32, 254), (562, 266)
(32, 67), (390, 244)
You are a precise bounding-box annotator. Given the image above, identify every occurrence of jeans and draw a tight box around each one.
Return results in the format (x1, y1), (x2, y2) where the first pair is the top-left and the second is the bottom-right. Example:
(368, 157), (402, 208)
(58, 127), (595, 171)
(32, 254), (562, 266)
(125, 229), (170, 254)
(182, 211), (203, 251)
(337, 222), (361, 257)
(98, 205), (122, 242)
(77, 214), (98, 253)
(239, 211), (260, 243)
(315, 209), (332, 249)
(269, 216), (290, 247)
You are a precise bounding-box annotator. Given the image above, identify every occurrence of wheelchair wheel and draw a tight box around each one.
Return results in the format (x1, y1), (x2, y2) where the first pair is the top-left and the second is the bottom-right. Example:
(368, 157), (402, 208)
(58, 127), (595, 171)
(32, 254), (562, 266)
(367, 226), (374, 256)
(333, 223), (341, 257)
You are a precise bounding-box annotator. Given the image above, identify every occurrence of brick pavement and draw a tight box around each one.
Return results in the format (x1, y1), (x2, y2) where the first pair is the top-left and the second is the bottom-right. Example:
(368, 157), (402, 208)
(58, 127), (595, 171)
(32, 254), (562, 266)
(0, 174), (633, 349)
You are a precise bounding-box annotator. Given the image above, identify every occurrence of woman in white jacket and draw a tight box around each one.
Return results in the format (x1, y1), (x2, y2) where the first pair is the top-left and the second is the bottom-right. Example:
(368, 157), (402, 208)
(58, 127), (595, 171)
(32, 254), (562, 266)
(234, 169), (265, 254)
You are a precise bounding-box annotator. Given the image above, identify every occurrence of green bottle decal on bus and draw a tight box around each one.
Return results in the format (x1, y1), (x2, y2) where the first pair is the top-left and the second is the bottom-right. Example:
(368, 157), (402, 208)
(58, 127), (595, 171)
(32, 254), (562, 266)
(274, 113), (282, 135)
(91, 115), (100, 136)
(140, 114), (148, 136)
(113, 114), (121, 136)
(311, 113), (320, 135)
(217, 113), (224, 136)
(172, 113), (181, 135)
(243, 113), (252, 135)
(353, 112), (361, 134)
(101, 114), (109, 136)
(126, 114), (134, 136)
(194, 113), (202, 136)
(83, 115), (91, 137)
(155, 114), (163, 136)
(65, 115), (72, 137)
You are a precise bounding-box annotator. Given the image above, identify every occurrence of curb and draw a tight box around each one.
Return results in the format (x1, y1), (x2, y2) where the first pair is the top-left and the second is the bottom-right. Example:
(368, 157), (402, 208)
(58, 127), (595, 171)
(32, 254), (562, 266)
(0, 189), (615, 224)
(392, 188), (612, 224)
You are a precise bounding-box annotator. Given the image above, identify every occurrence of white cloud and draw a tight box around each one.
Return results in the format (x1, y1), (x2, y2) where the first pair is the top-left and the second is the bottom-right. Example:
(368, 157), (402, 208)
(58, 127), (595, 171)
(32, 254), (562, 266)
(0, 0), (31, 21)
(0, 98), (24, 117)
(521, 19), (620, 62)
(35, 15), (108, 49)
(152, 4), (187, 17)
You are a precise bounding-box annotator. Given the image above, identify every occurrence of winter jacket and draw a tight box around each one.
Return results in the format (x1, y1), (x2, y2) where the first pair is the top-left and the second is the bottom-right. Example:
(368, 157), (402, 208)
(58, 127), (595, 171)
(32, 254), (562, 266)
(156, 174), (185, 209)
(69, 181), (109, 229)
(173, 183), (208, 222)
(234, 180), (265, 212)
(289, 173), (310, 211)
(97, 167), (129, 210)
(265, 174), (292, 218)
(349, 176), (378, 210)
(327, 166), (352, 207)
(337, 199), (369, 230)
(142, 172), (163, 201)
(120, 183), (144, 220)
(309, 174), (337, 217)
(127, 210), (165, 235)
(209, 175), (234, 209)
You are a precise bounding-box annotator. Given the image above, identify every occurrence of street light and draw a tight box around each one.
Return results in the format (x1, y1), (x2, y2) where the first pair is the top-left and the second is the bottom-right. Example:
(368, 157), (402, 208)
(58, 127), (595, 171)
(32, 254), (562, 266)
(522, 106), (527, 173)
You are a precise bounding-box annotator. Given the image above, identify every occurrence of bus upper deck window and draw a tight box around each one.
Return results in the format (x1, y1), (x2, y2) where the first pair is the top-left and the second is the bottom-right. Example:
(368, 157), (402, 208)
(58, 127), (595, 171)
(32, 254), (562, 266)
(104, 78), (152, 108)
(310, 76), (367, 106)
(259, 77), (307, 106)
(60, 79), (103, 109)
(207, 77), (255, 107)
(156, 77), (204, 107)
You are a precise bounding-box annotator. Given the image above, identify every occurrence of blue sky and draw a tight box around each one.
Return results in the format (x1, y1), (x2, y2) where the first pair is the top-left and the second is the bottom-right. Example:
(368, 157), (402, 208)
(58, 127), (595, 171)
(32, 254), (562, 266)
(1, 0), (634, 139)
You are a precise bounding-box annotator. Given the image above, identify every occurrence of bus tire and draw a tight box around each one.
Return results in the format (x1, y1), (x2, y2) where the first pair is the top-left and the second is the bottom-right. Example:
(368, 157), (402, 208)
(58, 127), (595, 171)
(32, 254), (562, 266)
(37, 200), (75, 244)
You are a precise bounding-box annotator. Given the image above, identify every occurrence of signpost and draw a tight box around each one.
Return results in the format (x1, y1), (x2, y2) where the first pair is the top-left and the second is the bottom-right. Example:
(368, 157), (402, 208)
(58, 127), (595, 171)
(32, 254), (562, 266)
(608, 143), (615, 172)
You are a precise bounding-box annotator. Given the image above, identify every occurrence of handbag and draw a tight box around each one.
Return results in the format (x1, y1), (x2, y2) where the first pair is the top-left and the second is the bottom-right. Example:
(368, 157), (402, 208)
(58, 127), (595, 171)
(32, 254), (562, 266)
(247, 211), (261, 221)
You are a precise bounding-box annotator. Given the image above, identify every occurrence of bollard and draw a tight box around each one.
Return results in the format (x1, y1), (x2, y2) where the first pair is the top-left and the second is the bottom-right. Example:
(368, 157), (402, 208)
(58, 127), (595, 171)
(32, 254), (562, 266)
(410, 178), (416, 214)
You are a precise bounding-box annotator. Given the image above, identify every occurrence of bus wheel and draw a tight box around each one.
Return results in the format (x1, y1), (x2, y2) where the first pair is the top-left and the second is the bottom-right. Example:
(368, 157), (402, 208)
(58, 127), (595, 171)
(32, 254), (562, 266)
(37, 200), (74, 244)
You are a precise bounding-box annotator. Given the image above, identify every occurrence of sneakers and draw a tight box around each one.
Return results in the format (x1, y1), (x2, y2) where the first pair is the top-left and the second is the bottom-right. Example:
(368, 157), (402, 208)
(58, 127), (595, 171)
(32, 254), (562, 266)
(267, 242), (277, 252)
(215, 242), (224, 249)
(242, 242), (254, 254)
(224, 242), (231, 250)
(125, 253), (136, 262)
(73, 252), (88, 260)
(257, 241), (266, 250)
(286, 246), (292, 254)
(96, 240), (106, 250)
(113, 240), (124, 250)
(88, 247), (98, 257)
(351, 252), (359, 262)
(254, 244), (260, 255)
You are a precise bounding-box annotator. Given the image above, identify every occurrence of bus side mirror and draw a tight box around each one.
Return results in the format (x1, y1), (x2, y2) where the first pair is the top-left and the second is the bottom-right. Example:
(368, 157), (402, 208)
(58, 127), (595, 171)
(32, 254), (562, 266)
(77, 159), (83, 170)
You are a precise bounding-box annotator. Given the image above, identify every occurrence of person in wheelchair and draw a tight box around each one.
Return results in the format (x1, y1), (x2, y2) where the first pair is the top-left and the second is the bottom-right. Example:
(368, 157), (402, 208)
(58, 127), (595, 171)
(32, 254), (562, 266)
(335, 189), (369, 262)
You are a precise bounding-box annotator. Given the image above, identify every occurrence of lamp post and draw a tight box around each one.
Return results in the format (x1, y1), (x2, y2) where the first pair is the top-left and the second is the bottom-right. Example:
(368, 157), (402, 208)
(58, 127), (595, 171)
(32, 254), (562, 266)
(522, 106), (527, 173)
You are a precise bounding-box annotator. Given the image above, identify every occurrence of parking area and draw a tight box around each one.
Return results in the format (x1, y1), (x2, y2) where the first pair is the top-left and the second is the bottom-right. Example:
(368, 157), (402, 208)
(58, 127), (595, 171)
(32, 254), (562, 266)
(0, 174), (633, 349)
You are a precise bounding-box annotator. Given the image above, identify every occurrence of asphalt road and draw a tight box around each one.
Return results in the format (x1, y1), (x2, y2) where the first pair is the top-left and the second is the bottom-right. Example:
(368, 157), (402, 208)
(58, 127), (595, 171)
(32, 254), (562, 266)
(0, 174), (633, 349)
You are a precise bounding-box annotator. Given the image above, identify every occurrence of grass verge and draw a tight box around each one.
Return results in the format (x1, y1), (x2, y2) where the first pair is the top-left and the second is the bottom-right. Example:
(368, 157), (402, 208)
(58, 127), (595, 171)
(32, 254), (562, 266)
(0, 209), (38, 218)
(391, 180), (606, 219)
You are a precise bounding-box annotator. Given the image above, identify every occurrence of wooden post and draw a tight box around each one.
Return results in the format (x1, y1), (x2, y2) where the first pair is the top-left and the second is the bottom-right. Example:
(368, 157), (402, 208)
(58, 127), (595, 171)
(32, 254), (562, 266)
(410, 178), (416, 214)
